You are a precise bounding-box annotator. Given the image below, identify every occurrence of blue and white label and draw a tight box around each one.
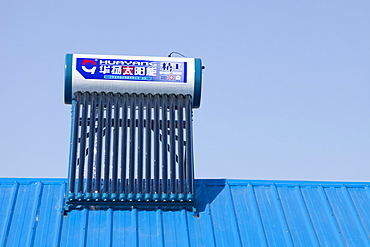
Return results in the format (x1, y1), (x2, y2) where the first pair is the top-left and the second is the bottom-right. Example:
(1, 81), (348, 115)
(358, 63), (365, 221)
(76, 58), (187, 83)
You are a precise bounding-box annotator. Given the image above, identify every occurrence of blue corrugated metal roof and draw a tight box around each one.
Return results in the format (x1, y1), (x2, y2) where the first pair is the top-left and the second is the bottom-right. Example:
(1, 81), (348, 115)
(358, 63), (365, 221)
(1, 178), (370, 246)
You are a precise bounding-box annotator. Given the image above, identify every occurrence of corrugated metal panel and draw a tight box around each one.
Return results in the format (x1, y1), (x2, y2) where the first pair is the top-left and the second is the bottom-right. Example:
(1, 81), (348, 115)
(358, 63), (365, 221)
(1, 178), (370, 246)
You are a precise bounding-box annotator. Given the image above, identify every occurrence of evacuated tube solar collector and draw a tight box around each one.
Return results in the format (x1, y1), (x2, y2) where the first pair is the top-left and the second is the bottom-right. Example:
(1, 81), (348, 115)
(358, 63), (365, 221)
(64, 54), (203, 210)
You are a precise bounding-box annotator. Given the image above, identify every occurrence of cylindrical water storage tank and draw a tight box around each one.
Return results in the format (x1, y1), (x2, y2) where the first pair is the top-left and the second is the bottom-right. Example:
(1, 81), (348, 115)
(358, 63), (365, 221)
(65, 54), (203, 108)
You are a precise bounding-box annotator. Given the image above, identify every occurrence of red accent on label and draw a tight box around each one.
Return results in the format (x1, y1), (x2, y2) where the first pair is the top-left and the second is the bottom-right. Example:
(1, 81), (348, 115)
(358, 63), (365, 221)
(82, 59), (97, 66)
(123, 66), (134, 75)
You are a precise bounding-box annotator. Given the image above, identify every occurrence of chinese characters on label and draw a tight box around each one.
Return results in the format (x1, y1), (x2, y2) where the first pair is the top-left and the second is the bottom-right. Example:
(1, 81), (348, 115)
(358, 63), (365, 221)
(76, 58), (187, 83)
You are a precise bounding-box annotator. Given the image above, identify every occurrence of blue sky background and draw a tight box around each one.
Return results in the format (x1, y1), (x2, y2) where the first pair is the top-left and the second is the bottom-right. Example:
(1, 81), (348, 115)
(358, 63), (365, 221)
(1, 1), (370, 181)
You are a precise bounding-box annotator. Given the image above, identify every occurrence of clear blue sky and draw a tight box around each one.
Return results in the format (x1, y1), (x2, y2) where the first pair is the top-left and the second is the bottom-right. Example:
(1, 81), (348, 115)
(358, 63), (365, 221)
(1, 1), (370, 181)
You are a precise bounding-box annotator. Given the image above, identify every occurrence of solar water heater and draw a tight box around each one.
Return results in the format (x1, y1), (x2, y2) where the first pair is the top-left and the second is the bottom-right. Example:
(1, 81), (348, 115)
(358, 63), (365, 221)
(64, 54), (203, 211)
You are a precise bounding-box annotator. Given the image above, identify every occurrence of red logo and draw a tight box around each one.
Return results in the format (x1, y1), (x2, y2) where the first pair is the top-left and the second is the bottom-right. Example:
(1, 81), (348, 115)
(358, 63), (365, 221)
(82, 59), (97, 66)
(169, 75), (175, 80)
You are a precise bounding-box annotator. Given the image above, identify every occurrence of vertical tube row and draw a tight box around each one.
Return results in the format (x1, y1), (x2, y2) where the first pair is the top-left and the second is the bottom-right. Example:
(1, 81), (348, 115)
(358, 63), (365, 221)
(68, 92), (195, 203)
(169, 94), (177, 200)
(185, 95), (194, 200)
(161, 95), (168, 200)
(77, 93), (88, 198)
(111, 94), (120, 200)
(119, 94), (128, 200)
(128, 94), (136, 199)
(86, 92), (96, 200)
(145, 94), (152, 199)
(177, 95), (185, 197)
(153, 94), (160, 199)
(103, 93), (113, 200)
(137, 94), (144, 200)
(68, 92), (81, 197)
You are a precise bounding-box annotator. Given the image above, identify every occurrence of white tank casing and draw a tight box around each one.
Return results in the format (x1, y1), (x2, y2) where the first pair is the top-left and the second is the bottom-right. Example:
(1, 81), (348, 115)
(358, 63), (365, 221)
(65, 54), (203, 108)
